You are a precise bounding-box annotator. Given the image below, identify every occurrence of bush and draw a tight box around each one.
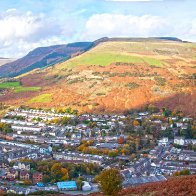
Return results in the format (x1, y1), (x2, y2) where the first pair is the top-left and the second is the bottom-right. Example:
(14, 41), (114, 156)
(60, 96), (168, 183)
(154, 76), (166, 86)
(95, 168), (123, 196)
(126, 82), (140, 89)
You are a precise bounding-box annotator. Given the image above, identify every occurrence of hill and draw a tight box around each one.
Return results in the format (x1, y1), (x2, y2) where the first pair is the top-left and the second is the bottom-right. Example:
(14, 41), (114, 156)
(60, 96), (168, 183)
(0, 42), (94, 78)
(0, 38), (195, 115)
(89, 175), (196, 196)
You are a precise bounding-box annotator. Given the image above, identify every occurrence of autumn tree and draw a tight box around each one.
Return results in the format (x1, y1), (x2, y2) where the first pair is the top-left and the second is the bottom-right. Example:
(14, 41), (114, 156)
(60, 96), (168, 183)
(0, 123), (12, 134)
(51, 163), (69, 182)
(23, 179), (32, 185)
(96, 168), (123, 196)
(118, 137), (124, 144)
(133, 120), (140, 126)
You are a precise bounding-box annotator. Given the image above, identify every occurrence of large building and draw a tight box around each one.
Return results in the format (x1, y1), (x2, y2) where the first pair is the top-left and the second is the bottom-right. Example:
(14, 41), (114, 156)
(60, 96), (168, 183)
(57, 181), (77, 191)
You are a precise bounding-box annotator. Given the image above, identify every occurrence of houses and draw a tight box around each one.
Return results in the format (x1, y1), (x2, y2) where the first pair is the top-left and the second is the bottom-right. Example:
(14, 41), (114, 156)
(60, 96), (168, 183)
(53, 151), (106, 165)
(0, 106), (195, 193)
(32, 172), (43, 184)
(160, 161), (196, 175)
(6, 169), (18, 180)
(7, 187), (31, 195)
(71, 133), (82, 139)
(96, 142), (121, 150)
(39, 144), (52, 154)
(82, 181), (91, 191)
(174, 137), (185, 146)
(123, 175), (167, 187)
(20, 170), (30, 180)
(11, 125), (42, 132)
(149, 146), (164, 159)
(0, 140), (39, 162)
(121, 169), (132, 179)
(13, 162), (31, 171)
(158, 137), (169, 146)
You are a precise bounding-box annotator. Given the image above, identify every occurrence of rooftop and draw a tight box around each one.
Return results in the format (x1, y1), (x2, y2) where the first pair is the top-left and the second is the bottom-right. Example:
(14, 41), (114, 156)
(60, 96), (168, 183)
(57, 181), (77, 189)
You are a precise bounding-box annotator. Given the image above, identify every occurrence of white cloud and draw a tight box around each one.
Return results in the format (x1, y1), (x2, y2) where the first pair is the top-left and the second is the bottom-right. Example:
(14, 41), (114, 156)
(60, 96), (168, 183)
(82, 14), (170, 39)
(82, 13), (196, 42)
(0, 9), (70, 57)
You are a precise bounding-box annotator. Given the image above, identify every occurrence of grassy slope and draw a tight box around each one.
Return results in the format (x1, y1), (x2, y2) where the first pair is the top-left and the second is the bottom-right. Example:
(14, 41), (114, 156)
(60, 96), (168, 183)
(29, 94), (52, 103)
(54, 41), (195, 68)
(0, 81), (41, 93)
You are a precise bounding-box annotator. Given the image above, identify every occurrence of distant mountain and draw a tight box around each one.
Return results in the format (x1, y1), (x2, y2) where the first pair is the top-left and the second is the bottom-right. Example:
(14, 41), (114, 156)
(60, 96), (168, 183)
(0, 42), (94, 78)
(0, 58), (16, 67)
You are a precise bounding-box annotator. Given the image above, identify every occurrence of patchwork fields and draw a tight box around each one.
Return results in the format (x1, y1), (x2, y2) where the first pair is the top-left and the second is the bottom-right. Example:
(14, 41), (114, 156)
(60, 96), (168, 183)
(0, 81), (41, 93)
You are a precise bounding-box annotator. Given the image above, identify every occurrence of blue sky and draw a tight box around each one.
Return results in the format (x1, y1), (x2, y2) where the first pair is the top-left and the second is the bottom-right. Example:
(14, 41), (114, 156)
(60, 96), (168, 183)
(0, 0), (195, 57)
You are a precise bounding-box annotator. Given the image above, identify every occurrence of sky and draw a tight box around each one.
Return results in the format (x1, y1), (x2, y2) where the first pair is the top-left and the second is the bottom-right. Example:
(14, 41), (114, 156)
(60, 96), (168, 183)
(0, 0), (195, 58)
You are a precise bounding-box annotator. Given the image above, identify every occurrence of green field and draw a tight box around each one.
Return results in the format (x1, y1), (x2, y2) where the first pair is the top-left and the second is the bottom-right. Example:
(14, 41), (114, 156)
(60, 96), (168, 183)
(0, 81), (41, 93)
(55, 41), (196, 70)
(29, 93), (52, 103)
(62, 52), (163, 68)
(0, 81), (20, 88)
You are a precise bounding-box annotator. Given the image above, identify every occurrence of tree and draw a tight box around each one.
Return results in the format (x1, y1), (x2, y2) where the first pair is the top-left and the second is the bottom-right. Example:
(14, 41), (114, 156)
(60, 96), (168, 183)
(133, 120), (140, 126)
(96, 168), (123, 196)
(42, 174), (50, 183)
(162, 108), (171, 117)
(60, 168), (69, 181)
(76, 177), (84, 190)
(108, 150), (118, 157)
(24, 179), (32, 185)
(118, 137), (124, 144)
(0, 123), (13, 134)
(130, 153), (136, 161)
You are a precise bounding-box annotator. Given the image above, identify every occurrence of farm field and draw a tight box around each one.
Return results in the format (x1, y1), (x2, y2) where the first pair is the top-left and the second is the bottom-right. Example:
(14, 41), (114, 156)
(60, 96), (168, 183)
(0, 81), (41, 93)
(29, 93), (52, 103)
(59, 52), (164, 68)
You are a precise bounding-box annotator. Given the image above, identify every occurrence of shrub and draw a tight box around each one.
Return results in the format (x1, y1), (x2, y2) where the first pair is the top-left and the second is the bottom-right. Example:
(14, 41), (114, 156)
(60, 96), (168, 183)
(154, 76), (166, 86)
(126, 82), (140, 89)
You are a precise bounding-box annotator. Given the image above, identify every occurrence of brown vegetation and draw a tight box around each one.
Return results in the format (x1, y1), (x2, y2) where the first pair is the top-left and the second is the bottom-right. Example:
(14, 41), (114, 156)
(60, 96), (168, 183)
(89, 175), (196, 196)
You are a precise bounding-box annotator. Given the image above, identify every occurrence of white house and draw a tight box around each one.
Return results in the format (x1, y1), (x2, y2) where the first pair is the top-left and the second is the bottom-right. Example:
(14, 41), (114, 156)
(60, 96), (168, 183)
(158, 137), (169, 146)
(174, 137), (185, 146)
(82, 181), (91, 191)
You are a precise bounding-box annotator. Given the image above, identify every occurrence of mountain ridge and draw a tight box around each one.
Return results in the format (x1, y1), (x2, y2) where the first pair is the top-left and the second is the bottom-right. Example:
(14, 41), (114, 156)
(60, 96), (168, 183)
(0, 36), (186, 79)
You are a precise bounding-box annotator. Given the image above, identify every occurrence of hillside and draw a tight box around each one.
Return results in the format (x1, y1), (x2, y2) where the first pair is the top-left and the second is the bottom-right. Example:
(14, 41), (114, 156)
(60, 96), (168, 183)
(0, 38), (195, 115)
(89, 175), (196, 196)
(0, 42), (94, 78)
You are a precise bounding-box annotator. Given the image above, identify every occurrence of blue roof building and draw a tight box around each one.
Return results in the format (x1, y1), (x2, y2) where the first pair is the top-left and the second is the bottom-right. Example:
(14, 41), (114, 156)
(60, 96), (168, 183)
(57, 181), (77, 191)
(36, 182), (44, 187)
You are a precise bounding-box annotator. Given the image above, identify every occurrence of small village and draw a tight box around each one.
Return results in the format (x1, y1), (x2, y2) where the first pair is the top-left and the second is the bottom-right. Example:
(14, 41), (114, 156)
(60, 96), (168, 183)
(0, 106), (195, 195)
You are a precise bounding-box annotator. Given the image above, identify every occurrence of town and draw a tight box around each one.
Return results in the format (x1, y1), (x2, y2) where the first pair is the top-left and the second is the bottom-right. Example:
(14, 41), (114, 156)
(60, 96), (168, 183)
(0, 105), (195, 195)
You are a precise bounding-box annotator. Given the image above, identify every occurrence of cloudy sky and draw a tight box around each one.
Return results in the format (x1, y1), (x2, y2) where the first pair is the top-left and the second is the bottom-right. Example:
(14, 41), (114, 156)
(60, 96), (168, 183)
(0, 0), (195, 57)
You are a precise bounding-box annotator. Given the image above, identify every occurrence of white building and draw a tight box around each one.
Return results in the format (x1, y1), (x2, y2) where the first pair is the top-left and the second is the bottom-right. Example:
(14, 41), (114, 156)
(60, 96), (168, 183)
(11, 125), (42, 132)
(174, 137), (185, 146)
(82, 181), (91, 191)
(158, 137), (169, 146)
